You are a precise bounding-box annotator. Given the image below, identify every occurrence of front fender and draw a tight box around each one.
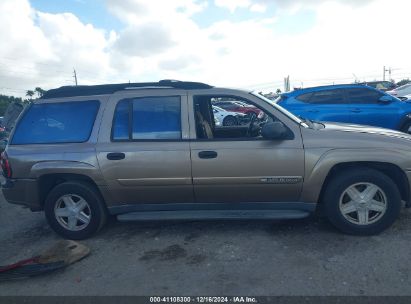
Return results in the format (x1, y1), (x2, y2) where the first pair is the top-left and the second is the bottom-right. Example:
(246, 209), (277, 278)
(301, 148), (411, 204)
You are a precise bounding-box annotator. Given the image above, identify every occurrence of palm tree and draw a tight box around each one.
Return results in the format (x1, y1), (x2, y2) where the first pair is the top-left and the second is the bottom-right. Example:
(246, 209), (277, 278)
(26, 90), (35, 99)
(34, 87), (46, 98)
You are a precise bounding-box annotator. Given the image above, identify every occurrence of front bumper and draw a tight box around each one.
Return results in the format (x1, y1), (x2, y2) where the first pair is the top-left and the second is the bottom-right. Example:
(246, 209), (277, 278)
(1, 178), (42, 211)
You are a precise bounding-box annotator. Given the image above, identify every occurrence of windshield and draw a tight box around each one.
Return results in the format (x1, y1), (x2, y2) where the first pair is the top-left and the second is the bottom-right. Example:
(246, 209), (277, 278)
(250, 92), (306, 126)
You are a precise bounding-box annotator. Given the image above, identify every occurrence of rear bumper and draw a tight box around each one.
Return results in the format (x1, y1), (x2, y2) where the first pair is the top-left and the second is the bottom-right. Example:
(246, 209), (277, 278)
(1, 178), (41, 211)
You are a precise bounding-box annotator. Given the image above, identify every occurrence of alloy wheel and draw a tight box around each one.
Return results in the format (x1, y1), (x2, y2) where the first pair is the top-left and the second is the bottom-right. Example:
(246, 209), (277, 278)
(54, 194), (92, 231)
(339, 182), (387, 225)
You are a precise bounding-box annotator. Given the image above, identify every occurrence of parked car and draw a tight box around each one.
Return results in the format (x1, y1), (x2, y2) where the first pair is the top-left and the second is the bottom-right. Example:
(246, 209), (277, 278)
(0, 102), (26, 152)
(3, 80), (411, 239)
(212, 106), (246, 126)
(362, 81), (396, 92)
(387, 83), (411, 98)
(403, 94), (411, 101)
(213, 100), (263, 119)
(277, 84), (411, 134)
(2, 102), (25, 132)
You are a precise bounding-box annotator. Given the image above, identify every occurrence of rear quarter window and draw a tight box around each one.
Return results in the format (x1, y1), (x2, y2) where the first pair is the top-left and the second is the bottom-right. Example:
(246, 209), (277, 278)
(295, 93), (313, 103)
(11, 100), (99, 144)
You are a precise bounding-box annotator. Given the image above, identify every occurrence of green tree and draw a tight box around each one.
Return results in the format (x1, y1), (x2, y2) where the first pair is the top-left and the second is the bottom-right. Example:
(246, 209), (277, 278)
(25, 90), (35, 99)
(0, 94), (23, 116)
(397, 79), (410, 87)
(34, 87), (46, 98)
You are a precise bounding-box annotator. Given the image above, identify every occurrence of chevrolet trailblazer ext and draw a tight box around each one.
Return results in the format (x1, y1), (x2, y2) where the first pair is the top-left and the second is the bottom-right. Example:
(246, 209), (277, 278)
(2, 80), (411, 239)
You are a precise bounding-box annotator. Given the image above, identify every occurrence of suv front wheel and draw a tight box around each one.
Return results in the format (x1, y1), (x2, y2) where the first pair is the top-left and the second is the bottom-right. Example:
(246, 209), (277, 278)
(44, 181), (107, 240)
(323, 168), (401, 235)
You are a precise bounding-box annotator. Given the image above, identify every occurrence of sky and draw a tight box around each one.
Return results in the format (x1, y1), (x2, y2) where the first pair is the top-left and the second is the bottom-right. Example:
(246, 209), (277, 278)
(0, 0), (410, 97)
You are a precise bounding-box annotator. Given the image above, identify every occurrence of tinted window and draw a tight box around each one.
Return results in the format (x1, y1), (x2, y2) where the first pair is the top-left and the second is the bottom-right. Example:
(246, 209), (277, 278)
(309, 90), (345, 104)
(12, 100), (99, 144)
(296, 92), (313, 102)
(112, 100), (129, 140)
(112, 96), (181, 140)
(346, 88), (382, 104)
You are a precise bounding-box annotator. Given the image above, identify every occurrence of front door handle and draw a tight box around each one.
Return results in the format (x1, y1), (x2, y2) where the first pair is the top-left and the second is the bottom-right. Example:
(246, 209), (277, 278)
(198, 151), (218, 159)
(107, 152), (125, 160)
(351, 108), (362, 113)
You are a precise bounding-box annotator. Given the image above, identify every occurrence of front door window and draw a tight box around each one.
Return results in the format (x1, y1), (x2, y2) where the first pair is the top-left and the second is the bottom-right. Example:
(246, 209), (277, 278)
(194, 96), (279, 140)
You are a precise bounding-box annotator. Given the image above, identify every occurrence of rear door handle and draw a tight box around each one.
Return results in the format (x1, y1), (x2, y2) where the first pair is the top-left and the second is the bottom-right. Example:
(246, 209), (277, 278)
(198, 151), (218, 159)
(351, 108), (361, 113)
(307, 110), (319, 113)
(107, 152), (125, 160)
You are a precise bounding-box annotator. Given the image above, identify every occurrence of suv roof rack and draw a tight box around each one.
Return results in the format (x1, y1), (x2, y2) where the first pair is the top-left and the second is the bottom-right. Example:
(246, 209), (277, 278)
(42, 80), (213, 99)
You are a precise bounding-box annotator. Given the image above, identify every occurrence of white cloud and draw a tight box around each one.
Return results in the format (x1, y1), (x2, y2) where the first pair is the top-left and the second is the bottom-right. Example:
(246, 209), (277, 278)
(250, 3), (267, 13)
(214, 0), (251, 13)
(0, 0), (410, 97)
(106, 0), (208, 23)
(114, 23), (176, 57)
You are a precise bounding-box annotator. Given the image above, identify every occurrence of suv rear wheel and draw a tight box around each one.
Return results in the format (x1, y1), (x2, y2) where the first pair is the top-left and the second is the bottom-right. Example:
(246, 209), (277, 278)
(44, 181), (107, 240)
(323, 168), (401, 235)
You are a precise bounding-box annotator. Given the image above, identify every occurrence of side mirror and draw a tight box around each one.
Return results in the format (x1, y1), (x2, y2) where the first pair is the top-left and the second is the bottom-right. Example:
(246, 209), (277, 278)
(261, 122), (289, 140)
(379, 95), (393, 103)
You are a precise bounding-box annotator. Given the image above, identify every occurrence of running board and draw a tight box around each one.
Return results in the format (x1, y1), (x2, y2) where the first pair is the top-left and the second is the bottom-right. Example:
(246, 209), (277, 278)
(116, 209), (310, 222)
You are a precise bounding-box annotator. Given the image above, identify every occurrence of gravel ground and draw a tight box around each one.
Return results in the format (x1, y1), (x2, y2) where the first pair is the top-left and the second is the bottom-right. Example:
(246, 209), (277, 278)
(1, 192), (411, 296)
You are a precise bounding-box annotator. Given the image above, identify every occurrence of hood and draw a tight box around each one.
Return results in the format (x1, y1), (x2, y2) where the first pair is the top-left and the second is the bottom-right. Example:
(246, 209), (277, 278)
(321, 122), (411, 140)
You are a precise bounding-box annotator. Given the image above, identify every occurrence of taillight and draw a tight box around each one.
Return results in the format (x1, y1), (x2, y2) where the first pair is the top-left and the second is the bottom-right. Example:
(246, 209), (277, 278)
(1, 152), (12, 178)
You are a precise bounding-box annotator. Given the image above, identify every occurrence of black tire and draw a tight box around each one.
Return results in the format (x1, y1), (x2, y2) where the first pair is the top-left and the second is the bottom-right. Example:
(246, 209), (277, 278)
(223, 116), (238, 126)
(400, 121), (411, 134)
(44, 181), (107, 240)
(322, 167), (401, 236)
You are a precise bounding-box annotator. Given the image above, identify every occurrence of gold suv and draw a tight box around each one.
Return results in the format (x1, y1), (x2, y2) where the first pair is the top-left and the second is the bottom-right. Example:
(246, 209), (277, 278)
(2, 80), (411, 239)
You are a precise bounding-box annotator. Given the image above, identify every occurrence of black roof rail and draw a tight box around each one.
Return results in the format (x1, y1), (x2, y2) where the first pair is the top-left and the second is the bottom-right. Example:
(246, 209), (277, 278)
(42, 80), (213, 99)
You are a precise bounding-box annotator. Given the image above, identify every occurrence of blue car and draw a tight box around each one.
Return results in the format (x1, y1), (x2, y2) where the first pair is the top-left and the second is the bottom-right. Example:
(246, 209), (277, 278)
(277, 84), (411, 134)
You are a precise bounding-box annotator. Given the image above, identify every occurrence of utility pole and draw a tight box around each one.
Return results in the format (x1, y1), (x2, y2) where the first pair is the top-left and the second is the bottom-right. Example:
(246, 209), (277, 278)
(284, 76), (290, 92)
(383, 66), (391, 81)
(73, 68), (78, 86)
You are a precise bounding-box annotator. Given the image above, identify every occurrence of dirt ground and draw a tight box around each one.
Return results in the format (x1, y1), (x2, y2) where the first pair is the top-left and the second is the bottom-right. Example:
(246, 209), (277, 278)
(1, 192), (411, 296)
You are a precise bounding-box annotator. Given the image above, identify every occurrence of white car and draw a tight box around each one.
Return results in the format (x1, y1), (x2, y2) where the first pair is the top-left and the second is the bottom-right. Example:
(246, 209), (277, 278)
(387, 83), (411, 98)
(402, 94), (411, 101)
(212, 106), (245, 126)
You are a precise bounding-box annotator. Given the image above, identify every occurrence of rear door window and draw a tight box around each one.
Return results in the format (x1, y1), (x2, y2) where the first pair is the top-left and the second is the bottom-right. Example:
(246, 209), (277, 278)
(112, 96), (182, 141)
(11, 100), (99, 144)
(309, 90), (345, 104)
